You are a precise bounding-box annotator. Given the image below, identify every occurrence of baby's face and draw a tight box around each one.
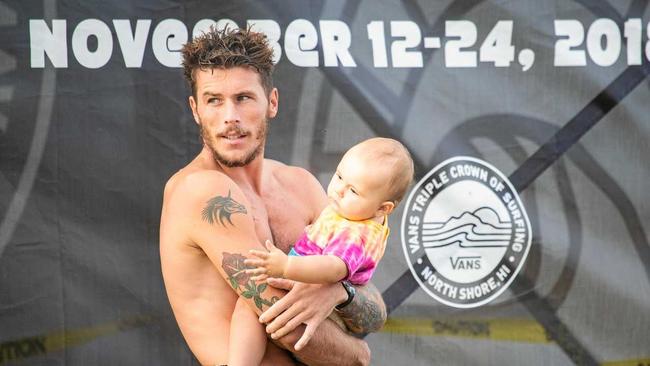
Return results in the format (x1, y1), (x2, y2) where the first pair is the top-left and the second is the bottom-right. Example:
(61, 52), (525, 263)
(326, 148), (391, 221)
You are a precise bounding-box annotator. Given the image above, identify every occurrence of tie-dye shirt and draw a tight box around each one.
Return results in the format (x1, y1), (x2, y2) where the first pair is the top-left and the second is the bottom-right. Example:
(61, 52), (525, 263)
(292, 205), (389, 285)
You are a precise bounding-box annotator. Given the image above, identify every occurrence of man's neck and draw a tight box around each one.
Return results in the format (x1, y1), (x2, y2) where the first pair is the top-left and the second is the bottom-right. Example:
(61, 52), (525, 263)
(197, 147), (265, 194)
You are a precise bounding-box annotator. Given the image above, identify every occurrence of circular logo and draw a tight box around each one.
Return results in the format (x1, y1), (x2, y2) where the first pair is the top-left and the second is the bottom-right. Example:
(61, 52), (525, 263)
(401, 156), (531, 308)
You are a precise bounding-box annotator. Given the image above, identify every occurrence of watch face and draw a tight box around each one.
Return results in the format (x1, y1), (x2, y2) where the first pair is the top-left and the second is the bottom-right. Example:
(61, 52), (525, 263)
(345, 281), (355, 296)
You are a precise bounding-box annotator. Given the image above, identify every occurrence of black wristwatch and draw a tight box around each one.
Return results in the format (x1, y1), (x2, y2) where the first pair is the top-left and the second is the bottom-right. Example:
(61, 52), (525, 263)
(335, 280), (356, 310)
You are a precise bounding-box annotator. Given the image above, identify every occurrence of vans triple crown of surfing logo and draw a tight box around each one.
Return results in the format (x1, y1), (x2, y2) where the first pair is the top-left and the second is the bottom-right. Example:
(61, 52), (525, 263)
(401, 156), (531, 308)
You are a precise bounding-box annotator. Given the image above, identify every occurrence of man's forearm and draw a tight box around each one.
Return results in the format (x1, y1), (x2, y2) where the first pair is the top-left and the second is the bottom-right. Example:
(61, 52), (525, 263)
(276, 320), (370, 366)
(336, 282), (387, 334)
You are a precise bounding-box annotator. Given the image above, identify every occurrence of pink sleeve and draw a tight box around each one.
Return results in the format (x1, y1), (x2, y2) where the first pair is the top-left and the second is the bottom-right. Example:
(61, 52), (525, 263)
(321, 230), (369, 281)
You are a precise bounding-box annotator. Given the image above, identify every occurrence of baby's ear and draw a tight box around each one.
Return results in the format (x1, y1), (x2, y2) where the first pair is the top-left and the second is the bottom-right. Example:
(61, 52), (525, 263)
(377, 201), (395, 217)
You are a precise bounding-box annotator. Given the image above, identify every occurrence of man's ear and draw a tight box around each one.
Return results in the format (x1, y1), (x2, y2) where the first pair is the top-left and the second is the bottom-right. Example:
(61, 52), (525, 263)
(189, 95), (200, 124)
(376, 201), (395, 217)
(267, 88), (279, 119)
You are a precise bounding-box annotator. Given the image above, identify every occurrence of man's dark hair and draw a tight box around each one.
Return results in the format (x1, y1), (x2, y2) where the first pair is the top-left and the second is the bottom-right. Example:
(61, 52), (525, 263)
(181, 27), (274, 97)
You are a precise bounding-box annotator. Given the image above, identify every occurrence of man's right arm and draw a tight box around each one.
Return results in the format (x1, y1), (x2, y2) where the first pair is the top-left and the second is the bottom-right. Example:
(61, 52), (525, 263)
(165, 171), (286, 316)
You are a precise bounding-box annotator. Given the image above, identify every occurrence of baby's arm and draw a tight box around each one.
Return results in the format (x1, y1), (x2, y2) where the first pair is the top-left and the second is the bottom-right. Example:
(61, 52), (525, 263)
(246, 240), (348, 284)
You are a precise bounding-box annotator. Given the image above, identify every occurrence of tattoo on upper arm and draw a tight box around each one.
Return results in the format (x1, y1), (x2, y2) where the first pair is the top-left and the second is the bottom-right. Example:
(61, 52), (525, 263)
(201, 190), (247, 226)
(222, 252), (279, 311)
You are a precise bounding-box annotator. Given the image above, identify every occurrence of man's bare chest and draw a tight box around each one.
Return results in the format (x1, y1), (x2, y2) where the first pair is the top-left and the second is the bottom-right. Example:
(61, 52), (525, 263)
(245, 191), (312, 254)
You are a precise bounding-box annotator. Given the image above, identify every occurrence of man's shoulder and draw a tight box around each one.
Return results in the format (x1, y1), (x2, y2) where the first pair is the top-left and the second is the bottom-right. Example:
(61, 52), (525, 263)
(160, 166), (255, 245)
(164, 166), (237, 204)
(265, 159), (328, 222)
(265, 159), (321, 190)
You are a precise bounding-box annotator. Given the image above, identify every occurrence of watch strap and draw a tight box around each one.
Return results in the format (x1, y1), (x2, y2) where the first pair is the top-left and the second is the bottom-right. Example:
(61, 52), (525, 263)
(335, 280), (355, 310)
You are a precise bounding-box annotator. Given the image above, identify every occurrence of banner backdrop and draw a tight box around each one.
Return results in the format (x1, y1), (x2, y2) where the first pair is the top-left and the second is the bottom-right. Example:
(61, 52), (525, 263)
(1, 1), (649, 365)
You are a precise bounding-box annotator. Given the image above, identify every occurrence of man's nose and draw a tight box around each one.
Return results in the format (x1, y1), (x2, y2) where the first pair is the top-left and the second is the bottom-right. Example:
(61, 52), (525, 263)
(223, 101), (240, 124)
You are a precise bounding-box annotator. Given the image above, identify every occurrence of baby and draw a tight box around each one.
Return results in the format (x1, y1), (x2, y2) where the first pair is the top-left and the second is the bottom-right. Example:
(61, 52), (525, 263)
(228, 137), (414, 366)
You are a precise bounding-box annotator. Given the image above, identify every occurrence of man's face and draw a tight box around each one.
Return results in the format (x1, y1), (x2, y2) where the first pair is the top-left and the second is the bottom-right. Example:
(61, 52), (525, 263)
(189, 67), (278, 167)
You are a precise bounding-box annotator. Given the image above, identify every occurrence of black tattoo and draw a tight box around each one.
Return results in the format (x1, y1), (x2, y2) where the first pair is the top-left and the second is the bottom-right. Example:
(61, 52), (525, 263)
(221, 252), (279, 311)
(337, 283), (387, 335)
(201, 190), (247, 226)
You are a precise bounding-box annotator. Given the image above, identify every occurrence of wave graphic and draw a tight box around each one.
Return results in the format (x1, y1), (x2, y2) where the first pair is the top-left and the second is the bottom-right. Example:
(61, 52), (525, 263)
(422, 207), (511, 248)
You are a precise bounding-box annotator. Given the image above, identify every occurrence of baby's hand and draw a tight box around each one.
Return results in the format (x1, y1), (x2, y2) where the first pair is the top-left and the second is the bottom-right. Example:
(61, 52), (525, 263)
(245, 240), (288, 281)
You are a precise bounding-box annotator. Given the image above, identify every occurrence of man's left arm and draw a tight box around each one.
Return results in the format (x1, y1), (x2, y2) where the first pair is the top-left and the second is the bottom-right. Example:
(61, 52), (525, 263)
(260, 277), (386, 342)
(260, 278), (373, 365)
(335, 282), (387, 334)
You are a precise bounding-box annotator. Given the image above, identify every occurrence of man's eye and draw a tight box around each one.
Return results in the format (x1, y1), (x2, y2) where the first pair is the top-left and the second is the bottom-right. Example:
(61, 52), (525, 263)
(207, 98), (219, 104)
(238, 95), (251, 101)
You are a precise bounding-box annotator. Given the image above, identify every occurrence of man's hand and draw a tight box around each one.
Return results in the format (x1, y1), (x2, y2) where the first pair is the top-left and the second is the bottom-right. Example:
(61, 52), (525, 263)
(258, 277), (347, 351)
(245, 240), (289, 281)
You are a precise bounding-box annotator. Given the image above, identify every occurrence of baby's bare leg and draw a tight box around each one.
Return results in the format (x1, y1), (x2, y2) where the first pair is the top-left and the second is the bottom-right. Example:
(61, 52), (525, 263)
(228, 297), (267, 366)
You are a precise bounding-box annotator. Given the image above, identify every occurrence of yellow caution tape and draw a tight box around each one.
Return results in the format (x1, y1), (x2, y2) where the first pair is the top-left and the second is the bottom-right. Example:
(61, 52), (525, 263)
(1, 314), (647, 366)
(382, 317), (550, 343)
(0, 315), (153, 365)
(602, 358), (650, 366)
(381, 317), (649, 366)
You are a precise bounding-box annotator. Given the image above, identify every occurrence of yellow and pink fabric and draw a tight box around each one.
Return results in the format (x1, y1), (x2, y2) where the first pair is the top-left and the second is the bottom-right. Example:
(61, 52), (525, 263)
(290, 205), (389, 285)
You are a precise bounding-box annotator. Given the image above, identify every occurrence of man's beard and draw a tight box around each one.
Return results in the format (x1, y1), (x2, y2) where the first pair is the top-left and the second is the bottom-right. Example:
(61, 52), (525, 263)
(200, 119), (268, 168)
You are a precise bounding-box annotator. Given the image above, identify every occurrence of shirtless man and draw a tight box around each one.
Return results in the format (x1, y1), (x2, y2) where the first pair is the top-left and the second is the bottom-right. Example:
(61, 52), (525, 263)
(159, 27), (386, 365)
